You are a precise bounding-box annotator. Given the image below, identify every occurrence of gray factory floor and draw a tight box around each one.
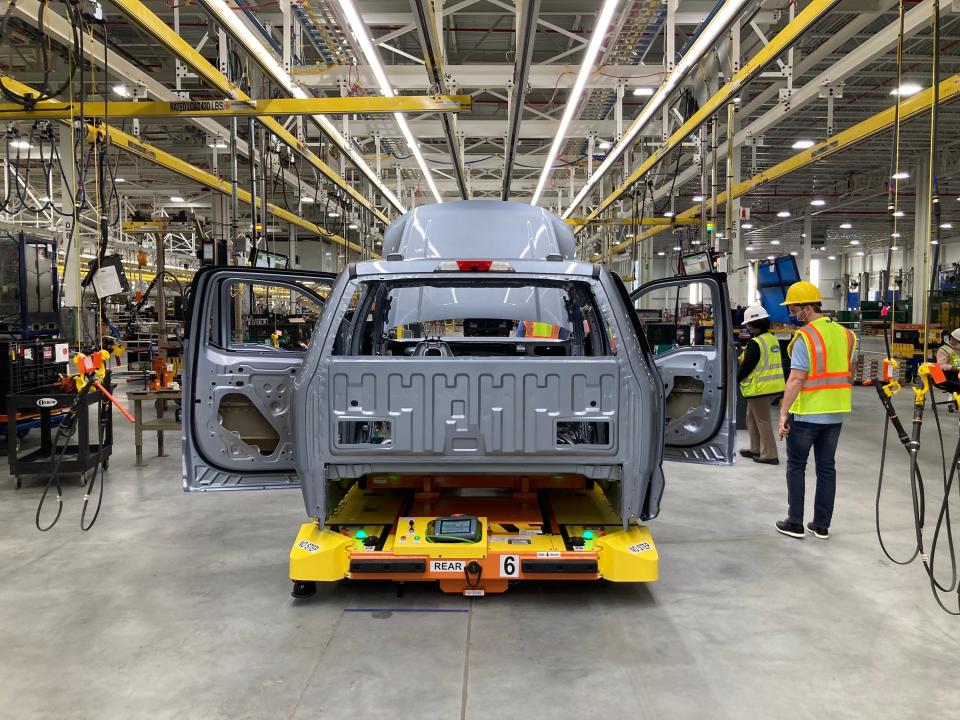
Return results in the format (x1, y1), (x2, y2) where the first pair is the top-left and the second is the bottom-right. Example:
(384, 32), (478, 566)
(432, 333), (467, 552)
(1, 386), (957, 719)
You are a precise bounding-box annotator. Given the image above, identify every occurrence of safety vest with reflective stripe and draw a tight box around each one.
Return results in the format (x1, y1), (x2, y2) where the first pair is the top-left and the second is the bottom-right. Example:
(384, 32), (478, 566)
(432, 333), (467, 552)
(523, 321), (560, 338)
(787, 316), (858, 415)
(938, 344), (960, 370)
(739, 332), (785, 397)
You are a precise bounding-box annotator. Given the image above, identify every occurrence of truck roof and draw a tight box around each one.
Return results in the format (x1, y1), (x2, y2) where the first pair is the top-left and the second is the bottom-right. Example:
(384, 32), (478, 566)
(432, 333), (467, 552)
(382, 199), (576, 261)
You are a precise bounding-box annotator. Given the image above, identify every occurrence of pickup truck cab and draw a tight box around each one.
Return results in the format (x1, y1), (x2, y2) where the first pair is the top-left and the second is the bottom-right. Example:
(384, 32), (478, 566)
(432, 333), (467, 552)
(182, 200), (734, 595)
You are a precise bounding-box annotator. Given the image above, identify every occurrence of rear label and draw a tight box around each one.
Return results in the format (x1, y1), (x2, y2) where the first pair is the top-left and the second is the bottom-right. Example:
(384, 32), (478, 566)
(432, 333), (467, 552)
(430, 560), (465, 573)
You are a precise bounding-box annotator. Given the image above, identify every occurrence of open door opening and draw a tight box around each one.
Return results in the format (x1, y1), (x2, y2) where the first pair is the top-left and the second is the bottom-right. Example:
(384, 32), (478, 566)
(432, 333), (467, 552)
(630, 272), (735, 464)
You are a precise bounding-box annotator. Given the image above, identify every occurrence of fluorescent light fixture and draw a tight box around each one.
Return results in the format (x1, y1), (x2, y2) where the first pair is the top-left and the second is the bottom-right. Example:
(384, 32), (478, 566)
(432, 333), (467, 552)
(632, 87), (655, 96)
(790, 251), (798, 256)
(301, 196), (314, 203)
(893, 210), (905, 217)
(746, 245), (753, 251)
(742, 222), (753, 229)
(767, 256), (775, 260)
(892, 171), (909, 180)
(890, 83), (922, 97)
(850, 239), (860, 245)
(692, 195), (705, 202)
(891, 232), (901, 238)
(840, 223), (852, 229)
(598, 140), (612, 150)
(39, 195), (50, 203)
(941, 223), (953, 229)
(625, 232), (635, 238)
(777, 210), (791, 218)
(10, 139), (31, 149)
(792, 139), (816, 149)
(716, 232), (724, 239)
(664, 210), (674, 218)
(891, 245), (899, 251)
(115, 177), (126, 183)
(828, 255), (837, 260)
(328, 211), (340, 218)
(771, 240), (780, 245)
(673, 246), (681, 251)
(336, 0), (441, 204)
(810, 199), (826, 207)
(857, 251), (865, 256)
(113, 84), (130, 97)
(531, 0), (620, 206)
(657, 251), (666, 256)
(819, 246), (826, 251)
(349, 222), (359, 229)
(201, 0), (405, 212)
(561, 0), (749, 216)
(170, 196), (184, 202)
(733, 96), (741, 104)
(208, 139), (228, 149)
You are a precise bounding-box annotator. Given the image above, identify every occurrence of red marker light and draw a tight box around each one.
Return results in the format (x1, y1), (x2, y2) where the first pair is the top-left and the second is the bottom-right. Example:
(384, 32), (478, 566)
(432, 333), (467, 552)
(456, 260), (493, 272)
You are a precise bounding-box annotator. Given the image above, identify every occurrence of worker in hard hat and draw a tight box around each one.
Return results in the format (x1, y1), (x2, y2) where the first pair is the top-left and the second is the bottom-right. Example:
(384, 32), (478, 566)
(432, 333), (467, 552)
(738, 305), (785, 465)
(775, 281), (858, 541)
(936, 329), (960, 371)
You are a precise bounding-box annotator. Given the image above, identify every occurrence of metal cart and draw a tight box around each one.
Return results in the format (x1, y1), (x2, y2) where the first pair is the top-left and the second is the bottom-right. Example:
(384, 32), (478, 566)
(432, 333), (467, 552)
(5, 380), (114, 489)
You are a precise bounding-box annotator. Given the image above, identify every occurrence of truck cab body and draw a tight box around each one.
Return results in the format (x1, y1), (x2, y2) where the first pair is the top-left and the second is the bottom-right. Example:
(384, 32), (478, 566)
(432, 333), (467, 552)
(182, 201), (734, 595)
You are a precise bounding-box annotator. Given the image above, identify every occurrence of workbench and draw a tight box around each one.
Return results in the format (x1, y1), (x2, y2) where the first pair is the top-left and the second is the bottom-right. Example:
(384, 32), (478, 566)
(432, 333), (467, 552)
(128, 388), (181, 466)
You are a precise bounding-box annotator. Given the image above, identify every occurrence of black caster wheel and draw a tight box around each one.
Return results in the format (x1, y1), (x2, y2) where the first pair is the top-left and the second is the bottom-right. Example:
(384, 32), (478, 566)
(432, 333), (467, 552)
(291, 580), (316, 599)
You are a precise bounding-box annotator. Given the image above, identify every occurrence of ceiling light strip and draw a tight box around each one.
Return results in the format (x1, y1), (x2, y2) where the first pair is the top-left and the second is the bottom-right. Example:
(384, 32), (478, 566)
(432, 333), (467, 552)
(336, 0), (442, 203)
(529, 0), (621, 207)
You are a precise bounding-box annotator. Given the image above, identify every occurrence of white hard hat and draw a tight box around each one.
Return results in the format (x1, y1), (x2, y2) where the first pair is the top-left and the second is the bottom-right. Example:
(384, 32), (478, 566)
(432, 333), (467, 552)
(743, 304), (770, 325)
(951, 328), (960, 343)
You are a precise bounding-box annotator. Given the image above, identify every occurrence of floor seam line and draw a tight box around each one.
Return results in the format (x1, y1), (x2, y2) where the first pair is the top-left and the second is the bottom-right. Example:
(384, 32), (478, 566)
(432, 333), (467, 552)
(459, 599), (474, 720)
(288, 608), (345, 720)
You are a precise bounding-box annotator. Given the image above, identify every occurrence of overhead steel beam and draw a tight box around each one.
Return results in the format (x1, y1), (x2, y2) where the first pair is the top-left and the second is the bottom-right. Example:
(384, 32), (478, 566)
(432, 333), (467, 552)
(501, 0), (540, 200)
(344, 118), (627, 138)
(292, 64), (666, 90)
(410, 0), (469, 198)
(570, 0), (841, 230)
(0, 75), (368, 255)
(0, 95), (472, 120)
(110, 0), (395, 221)
(601, 73), (960, 258)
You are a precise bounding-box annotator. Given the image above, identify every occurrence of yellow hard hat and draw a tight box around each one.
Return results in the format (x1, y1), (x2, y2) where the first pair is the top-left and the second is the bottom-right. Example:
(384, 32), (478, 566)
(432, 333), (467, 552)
(781, 280), (822, 306)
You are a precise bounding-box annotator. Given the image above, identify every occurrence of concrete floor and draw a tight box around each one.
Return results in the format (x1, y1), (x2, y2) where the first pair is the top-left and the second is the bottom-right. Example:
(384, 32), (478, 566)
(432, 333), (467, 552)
(1, 385), (958, 719)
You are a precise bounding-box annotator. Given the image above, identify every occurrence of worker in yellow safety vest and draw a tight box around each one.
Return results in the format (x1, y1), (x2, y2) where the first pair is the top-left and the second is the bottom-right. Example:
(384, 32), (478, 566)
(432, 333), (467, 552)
(936, 328), (960, 371)
(775, 281), (857, 541)
(738, 304), (785, 465)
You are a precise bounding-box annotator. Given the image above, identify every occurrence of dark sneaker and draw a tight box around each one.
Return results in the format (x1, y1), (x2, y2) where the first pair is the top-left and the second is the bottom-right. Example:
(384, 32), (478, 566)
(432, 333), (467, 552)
(753, 457), (780, 465)
(807, 522), (829, 539)
(776, 520), (805, 538)
(740, 449), (759, 459)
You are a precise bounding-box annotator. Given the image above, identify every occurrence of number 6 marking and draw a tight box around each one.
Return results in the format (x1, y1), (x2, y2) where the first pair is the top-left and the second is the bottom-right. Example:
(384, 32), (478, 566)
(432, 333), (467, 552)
(500, 555), (519, 577)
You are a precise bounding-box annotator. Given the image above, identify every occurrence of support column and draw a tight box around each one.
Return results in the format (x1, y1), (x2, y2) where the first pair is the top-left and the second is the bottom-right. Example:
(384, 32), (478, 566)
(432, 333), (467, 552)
(727, 110), (745, 306)
(912, 158), (930, 323)
(802, 207), (813, 280)
(289, 222), (298, 270)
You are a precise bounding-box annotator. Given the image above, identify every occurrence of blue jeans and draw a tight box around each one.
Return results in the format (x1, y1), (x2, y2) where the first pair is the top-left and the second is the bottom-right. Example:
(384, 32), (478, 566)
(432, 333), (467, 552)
(786, 419), (843, 528)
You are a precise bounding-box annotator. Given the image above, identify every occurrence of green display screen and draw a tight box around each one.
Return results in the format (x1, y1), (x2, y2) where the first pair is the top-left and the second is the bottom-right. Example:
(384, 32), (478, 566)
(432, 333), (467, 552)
(438, 519), (472, 535)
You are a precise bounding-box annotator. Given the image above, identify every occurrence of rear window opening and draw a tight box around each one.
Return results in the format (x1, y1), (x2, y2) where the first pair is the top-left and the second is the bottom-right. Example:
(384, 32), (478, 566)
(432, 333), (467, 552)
(332, 278), (615, 358)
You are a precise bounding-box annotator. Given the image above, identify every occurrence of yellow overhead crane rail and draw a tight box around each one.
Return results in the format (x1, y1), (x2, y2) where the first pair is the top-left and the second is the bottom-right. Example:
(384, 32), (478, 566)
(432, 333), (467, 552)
(107, 0), (396, 224)
(598, 73), (960, 260)
(564, 217), (698, 227)
(0, 95), (472, 121)
(0, 75), (373, 257)
(574, 0), (841, 233)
